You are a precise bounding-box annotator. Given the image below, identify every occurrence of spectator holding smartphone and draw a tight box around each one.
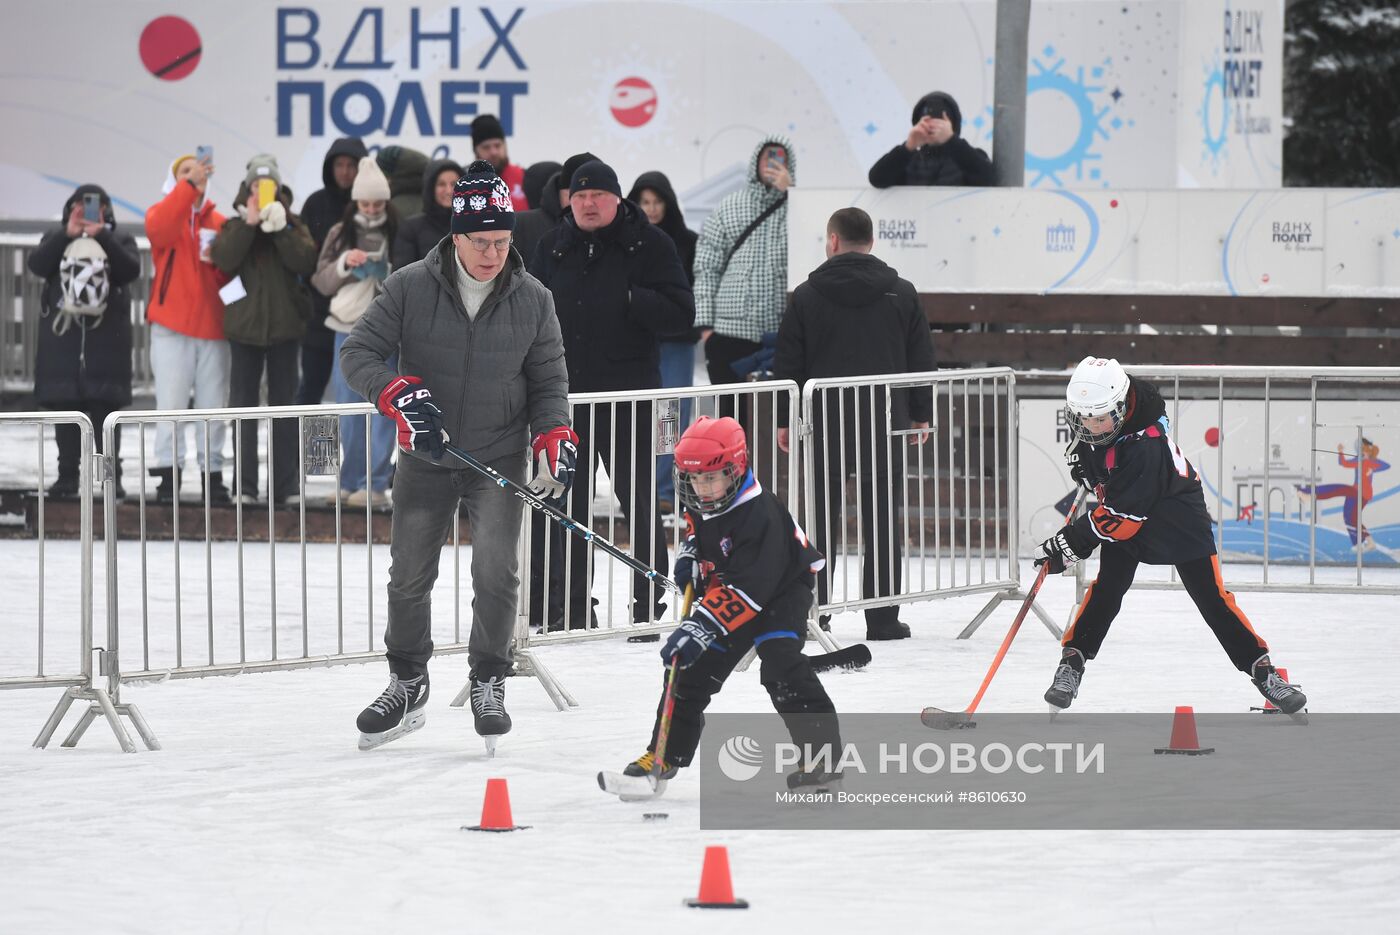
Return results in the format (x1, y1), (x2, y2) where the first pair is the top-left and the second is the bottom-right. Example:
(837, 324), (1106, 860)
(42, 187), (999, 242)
(27, 185), (141, 499)
(693, 135), (794, 424)
(312, 157), (399, 509)
(211, 154), (319, 506)
(143, 151), (232, 503)
(868, 91), (995, 188)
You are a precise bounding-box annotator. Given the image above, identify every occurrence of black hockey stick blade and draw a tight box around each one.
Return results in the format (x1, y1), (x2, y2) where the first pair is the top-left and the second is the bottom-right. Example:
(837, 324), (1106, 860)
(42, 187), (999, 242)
(921, 707), (976, 730)
(809, 643), (872, 674)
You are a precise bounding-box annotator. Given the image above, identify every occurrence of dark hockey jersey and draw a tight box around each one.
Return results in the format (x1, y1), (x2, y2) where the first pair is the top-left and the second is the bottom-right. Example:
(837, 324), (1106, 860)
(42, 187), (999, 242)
(683, 476), (826, 636)
(1066, 377), (1218, 565)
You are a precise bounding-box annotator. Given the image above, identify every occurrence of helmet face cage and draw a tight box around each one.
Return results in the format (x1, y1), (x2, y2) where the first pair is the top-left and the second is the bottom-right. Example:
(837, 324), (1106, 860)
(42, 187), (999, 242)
(1066, 399), (1127, 446)
(675, 461), (746, 514)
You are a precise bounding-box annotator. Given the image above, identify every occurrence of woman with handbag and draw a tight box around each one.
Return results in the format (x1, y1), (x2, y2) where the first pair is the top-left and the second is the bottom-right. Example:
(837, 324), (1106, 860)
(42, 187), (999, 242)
(312, 157), (400, 509)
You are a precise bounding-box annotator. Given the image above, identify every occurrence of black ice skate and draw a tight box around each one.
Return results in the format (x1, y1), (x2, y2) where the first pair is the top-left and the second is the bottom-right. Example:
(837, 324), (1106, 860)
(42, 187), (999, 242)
(786, 767), (842, 797)
(597, 751), (677, 801)
(356, 665), (429, 751)
(470, 673), (512, 756)
(1251, 655), (1308, 716)
(1044, 648), (1085, 711)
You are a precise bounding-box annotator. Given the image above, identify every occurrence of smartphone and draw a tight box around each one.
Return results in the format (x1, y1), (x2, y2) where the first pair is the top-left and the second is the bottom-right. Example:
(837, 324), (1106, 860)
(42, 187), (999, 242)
(196, 145), (214, 165)
(767, 149), (787, 169)
(256, 177), (278, 210)
(82, 192), (102, 223)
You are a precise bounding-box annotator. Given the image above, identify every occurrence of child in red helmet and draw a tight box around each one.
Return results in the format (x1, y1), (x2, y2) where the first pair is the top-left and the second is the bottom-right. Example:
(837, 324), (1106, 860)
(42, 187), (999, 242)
(610, 416), (843, 795)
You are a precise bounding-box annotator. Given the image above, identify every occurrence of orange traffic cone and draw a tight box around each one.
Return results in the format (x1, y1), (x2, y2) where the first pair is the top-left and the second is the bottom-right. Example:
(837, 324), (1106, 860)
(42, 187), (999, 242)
(1250, 667), (1291, 713)
(463, 778), (529, 832)
(1153, 705), (1215, 756)
(684, 846), (749, 909)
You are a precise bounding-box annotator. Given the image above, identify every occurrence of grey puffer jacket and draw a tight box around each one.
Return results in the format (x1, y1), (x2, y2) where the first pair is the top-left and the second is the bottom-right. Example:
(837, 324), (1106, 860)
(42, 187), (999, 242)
(339, 236), (570, 466)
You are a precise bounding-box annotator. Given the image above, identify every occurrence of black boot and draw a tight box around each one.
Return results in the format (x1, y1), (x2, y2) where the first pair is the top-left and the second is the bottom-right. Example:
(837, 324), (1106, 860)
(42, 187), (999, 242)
(356, 657), (429, 750)
(45, 475), (80, 500)
(1044, 648), (1085, 710)
(151, 468), (176, 503)
(203, 470), (231, 505)
(866, 618), (911, 641)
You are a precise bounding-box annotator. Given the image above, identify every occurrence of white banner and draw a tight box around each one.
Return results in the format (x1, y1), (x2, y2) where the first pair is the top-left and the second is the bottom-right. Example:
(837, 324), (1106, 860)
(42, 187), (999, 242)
(0, 0), (1282, 223)
(786, 187), (1400, 297)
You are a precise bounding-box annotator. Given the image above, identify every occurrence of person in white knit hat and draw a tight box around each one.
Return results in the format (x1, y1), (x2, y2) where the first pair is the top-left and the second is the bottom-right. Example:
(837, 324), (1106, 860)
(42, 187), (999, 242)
(311, 156), (400, 508)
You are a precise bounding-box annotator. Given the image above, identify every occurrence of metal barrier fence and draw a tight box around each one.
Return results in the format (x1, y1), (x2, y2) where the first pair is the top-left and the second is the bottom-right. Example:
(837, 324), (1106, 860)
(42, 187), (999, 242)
(801, 368), (1054, 640)
(1, 233), (156, 397)
(0, 412), (145, 750)
(1060, 366), (1400, 618)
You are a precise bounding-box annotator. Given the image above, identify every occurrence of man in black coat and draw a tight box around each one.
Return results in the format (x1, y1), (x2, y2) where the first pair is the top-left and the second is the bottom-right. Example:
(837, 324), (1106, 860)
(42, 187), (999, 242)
(27, 184), (141, 498)
(774, 207), (936, 640)
(529, 159), (695, 629)
(868, 91), (995, 188)
(296, 136), (368, 404)
(513, 151), (594, 272)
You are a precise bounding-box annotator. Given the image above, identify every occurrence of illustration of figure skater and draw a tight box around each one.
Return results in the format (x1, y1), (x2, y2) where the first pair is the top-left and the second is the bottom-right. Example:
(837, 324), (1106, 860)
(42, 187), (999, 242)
(1297, 439), (1390, 548)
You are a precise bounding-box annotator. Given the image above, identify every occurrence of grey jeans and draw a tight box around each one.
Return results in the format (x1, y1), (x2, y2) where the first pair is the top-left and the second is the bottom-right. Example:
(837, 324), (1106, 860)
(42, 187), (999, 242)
(385, 450), (525, 678)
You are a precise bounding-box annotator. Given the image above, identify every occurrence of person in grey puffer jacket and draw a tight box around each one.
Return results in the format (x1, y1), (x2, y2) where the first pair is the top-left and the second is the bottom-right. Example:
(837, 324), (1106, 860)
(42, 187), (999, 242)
(693, 133), (794, 421)
(340, 160), (576, 753)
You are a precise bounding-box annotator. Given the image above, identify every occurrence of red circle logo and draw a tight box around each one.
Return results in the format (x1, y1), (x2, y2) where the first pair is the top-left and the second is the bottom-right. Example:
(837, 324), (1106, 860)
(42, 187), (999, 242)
(610, 77), (657, 128)
(1204, 427), (1221, 448)
(139, 16), (203, 81)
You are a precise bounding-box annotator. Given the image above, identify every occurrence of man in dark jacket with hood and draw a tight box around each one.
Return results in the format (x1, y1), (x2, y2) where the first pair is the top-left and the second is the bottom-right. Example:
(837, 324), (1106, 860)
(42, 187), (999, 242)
(529, 159), (695, 630)
(774, 208), (936, 641)
(27, 184), (141, 498)
(296, 136), (367, 404)
(392, 157), (463, 268)
(868, 91), (995, 188)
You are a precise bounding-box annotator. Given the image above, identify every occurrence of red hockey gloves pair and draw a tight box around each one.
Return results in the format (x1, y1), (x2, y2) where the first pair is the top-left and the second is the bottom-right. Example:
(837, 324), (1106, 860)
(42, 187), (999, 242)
(661, 613), (727, 669)
(1034, 524), (1095, 574)
(377, 376), (448, 460)
(526, 425), (579, 503)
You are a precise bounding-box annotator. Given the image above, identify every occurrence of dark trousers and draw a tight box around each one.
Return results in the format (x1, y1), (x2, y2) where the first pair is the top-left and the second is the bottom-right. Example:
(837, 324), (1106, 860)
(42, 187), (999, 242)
(1064, 546), (1270, 673)
(703, 333), (762, 427)
(228, 339), (300, 501)
(810, 420), (904, 627)
(647, 582), (839, 766)
(294, 339), (334, 405)
(530, 400), (669, 627)
(50, 402), (122, 482)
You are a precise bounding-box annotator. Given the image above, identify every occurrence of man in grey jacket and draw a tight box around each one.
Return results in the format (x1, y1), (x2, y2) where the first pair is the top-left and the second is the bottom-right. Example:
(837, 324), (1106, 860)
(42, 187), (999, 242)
(341, 160), (577, 753)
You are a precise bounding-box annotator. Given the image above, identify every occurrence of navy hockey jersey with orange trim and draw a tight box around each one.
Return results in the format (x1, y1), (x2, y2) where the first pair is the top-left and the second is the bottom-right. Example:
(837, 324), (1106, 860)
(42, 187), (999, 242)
(682, 477), (825, 635)
(1066, 377), (1217, 565)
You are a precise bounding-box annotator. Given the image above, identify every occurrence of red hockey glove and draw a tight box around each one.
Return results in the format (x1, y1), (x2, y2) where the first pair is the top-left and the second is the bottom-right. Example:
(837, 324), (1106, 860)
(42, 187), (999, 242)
(377, 376), (448, 460)
(526, 425), (579, 502)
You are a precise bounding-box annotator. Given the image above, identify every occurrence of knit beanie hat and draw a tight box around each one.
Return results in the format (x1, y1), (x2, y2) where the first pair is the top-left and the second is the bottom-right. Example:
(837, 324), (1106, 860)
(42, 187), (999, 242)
(450, 160), (516, 234)
(350, 156), (391, 202)
(244, 153), (282, 188)
(471, 114), (506, 148)
(569, 159), (622, 197)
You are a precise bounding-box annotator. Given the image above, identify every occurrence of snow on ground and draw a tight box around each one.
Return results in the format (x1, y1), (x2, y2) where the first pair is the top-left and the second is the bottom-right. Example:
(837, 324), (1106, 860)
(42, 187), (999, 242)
(3, 540), (1399, 934)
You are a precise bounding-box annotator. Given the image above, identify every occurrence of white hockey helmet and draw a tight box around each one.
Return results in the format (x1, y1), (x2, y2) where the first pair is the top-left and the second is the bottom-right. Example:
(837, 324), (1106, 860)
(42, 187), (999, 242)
(1065, 356), (1130, 445)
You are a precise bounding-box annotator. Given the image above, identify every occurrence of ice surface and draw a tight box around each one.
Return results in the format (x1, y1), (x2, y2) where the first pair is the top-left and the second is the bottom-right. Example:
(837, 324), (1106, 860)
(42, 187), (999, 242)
(2, 540), (1399, 933)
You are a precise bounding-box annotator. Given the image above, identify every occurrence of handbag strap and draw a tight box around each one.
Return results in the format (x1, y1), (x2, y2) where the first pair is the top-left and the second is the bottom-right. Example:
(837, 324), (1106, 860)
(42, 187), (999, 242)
(717, 192), (787, 278)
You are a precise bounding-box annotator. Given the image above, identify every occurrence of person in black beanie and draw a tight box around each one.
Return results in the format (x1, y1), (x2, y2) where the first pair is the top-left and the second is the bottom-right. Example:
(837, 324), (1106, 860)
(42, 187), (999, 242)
(868, 91), (996, 188)
(513, 150), (596, 267)
(471, 114), (528, 209)
(527, 158), (694, 630)
(340, 158), (573, 752)
(392, 157), (463, 268)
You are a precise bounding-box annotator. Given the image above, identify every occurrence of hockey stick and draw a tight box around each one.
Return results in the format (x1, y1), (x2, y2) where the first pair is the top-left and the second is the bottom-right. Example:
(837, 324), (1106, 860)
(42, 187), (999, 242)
(442, 441), (680, 595)
(809, 643), (872, 674)
(650, 583), (694, 788)
(922, 489), (1088, 731)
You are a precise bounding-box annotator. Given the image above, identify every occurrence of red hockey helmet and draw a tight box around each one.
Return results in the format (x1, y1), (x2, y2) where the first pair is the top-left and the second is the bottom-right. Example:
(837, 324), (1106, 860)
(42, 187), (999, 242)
(674, 416), (749, 513)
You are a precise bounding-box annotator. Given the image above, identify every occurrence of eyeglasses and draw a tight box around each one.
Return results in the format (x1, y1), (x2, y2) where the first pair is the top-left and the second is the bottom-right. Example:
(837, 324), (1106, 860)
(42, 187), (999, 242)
(463, 236), (513, 255)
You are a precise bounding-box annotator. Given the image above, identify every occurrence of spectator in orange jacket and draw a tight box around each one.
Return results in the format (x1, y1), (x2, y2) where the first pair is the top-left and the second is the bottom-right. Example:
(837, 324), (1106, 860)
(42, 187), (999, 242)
(143, 152), (232, 503)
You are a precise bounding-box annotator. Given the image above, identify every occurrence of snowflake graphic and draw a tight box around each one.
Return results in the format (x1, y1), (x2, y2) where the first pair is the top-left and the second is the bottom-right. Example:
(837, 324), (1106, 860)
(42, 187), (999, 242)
(1025, 48), (1112, 187)
(1197, 56), (1230, 172)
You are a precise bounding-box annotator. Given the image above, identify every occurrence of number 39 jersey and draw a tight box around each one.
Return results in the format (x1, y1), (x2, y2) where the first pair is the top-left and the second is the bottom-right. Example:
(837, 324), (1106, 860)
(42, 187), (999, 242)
(682, 478), (826, 637)
(1067, 378), (1218, 565)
